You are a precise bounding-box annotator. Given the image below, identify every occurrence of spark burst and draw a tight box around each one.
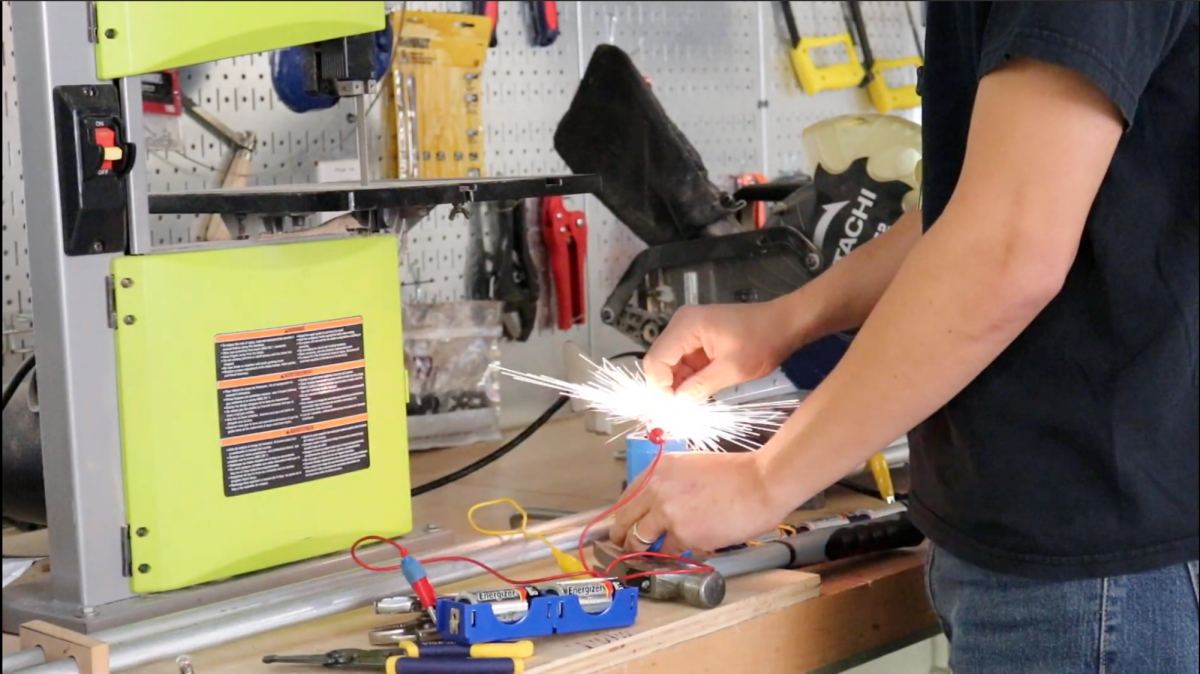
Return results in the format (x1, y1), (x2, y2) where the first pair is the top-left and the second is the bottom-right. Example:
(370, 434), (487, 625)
(493, 357), (798, 452)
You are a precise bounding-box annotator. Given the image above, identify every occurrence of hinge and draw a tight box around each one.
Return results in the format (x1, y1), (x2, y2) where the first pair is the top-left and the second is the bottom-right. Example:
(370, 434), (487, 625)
(105, 275), (117, 329)
(85, 1), (98, 43)
(120, 526), (133, 577)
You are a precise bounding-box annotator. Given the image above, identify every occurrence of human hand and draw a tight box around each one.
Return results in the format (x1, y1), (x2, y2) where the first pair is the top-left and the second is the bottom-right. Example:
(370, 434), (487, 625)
(643, 302), (799, 400)
(609, 451), (794, 555)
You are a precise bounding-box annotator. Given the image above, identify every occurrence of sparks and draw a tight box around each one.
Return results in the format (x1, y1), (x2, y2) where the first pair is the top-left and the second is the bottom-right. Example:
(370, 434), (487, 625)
(493, 357), (798, 452)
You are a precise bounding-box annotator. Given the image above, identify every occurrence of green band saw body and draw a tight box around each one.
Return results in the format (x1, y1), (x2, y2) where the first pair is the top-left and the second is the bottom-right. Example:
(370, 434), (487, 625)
(112, 236), (411, 593)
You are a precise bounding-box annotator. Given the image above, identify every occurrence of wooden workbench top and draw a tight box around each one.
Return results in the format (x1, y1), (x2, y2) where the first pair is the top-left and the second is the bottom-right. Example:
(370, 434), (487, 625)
(4, 417), (936, 673)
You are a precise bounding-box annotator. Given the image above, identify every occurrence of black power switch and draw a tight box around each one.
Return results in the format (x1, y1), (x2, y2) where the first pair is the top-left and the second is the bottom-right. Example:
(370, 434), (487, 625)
(52, 84), (137, 256)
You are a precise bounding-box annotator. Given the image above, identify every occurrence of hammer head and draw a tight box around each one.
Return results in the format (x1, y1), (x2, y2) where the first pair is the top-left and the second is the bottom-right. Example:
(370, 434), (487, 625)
(591, 540), (726, 609)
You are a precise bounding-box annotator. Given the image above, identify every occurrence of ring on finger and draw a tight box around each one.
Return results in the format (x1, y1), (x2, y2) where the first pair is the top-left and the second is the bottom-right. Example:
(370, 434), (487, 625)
(630, 522), (654, 546)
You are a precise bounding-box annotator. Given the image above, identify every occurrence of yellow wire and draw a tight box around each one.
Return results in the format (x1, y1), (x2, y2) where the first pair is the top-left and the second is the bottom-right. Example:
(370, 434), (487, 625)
(467, 498), (588, 574)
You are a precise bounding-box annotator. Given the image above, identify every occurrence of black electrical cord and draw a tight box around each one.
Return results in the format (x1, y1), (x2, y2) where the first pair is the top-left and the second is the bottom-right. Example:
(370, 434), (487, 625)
(410, 351), (647, 497)
(1, 355), (36, 412)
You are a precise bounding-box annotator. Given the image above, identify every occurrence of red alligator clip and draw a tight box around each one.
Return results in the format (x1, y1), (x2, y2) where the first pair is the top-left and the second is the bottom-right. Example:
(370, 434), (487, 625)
(541, 196), (587, 330)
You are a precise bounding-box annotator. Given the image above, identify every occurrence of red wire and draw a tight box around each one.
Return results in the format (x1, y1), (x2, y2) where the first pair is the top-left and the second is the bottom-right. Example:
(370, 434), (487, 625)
(349, 429), (711, 589)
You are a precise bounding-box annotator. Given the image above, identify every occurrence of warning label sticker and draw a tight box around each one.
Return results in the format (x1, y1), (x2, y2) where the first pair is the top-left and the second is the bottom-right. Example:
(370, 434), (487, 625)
(215, 317), (369, 497)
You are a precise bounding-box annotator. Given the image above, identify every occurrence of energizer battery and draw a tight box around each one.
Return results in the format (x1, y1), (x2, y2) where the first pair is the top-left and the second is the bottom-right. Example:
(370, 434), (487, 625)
(540, 578), (625, 613)
(453, 586), (543, 622)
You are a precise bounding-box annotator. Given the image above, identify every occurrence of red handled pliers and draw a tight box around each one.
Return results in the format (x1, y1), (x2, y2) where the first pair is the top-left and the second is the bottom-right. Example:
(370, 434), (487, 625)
(471, 2), (559, 48)
(541, 196), (587, 330)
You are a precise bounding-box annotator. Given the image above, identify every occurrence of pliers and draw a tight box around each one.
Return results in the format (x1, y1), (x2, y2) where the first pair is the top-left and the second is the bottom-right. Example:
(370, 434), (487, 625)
(263, 648), (400, 668)
(471, 1), (560, 48)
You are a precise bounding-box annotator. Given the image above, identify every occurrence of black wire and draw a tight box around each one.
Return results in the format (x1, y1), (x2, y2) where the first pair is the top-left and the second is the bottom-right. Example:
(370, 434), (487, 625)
(1, 355), (36, 412)
(412, 395), (569, 497)
(410, 351), (647, 497)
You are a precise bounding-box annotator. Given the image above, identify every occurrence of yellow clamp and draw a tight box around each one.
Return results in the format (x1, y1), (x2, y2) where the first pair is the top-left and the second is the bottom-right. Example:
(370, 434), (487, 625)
(789, 33), (866, 96)
(867, 56), (923, 113)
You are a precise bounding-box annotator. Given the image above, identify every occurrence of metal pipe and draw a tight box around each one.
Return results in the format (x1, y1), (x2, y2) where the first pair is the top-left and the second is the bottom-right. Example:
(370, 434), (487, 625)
(5, 510), (609, 674)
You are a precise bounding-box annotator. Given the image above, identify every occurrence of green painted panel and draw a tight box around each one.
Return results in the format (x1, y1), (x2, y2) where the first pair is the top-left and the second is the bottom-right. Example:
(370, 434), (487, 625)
(94, 1), (385, 79)
(112, 237), (411, 593)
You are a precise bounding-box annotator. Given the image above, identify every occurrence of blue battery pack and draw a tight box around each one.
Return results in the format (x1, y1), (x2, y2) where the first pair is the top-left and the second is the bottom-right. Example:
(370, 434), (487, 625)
(434, 587), (640, 645)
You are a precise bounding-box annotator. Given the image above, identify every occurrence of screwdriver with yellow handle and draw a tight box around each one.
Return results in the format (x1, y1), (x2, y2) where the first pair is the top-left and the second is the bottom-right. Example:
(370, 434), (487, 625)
(385, 655), (526, 674)
(867, 453), (896, 504)
(393, 640), (534, 659)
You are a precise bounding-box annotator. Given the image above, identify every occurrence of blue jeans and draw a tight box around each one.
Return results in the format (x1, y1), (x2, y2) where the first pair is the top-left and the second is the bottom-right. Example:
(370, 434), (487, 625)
(926, 544), (1199, 673)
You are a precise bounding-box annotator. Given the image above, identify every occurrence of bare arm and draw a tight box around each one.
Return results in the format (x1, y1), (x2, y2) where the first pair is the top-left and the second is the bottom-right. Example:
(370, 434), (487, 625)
(757, 57), (1125, 509)
(773, 205), (924, 351)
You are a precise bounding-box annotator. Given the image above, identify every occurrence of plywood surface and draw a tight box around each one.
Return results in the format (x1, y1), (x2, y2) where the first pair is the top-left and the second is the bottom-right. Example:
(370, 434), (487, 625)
(4, 417), (933, 674)
(525, 569), (821, 674)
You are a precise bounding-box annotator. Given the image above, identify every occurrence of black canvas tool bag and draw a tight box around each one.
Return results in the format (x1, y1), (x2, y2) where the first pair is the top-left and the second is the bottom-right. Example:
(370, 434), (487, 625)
(554, 44), (736, 246)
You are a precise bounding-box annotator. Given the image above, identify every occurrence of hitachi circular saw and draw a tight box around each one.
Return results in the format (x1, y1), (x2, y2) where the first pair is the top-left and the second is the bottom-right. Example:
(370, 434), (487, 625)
(554, 45), (922, 387)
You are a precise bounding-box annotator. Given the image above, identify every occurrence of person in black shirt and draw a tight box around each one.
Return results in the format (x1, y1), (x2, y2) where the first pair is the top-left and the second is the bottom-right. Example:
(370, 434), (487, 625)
(611, 2), (1199, 670)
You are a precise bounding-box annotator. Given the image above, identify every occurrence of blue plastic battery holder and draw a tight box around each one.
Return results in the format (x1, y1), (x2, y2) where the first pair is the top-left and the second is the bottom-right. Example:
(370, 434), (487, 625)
(434, 586), (640, 645)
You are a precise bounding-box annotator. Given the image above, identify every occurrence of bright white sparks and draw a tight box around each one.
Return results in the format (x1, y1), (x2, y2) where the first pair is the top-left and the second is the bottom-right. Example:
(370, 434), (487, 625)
(493, 357), (798, 452)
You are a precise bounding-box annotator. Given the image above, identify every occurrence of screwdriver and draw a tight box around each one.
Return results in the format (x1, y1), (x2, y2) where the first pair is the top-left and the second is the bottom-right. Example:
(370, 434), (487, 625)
(867, 453), (896, 504)
(394, 640), (534, 659)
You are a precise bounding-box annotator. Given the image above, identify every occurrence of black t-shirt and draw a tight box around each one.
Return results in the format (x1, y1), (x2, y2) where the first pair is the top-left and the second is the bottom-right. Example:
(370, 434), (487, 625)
(909, 1), (1199, 580)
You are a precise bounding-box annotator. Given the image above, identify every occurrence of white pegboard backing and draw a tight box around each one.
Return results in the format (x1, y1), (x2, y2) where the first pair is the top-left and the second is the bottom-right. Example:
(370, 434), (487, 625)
(764, 1), (921, 176)
(1, 0), (34, 374)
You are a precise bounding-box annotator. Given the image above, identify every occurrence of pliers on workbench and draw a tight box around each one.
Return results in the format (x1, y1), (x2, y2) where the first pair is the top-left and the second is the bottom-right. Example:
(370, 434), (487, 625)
(541, 196), (588, 330)
(263, 648), (401, 668)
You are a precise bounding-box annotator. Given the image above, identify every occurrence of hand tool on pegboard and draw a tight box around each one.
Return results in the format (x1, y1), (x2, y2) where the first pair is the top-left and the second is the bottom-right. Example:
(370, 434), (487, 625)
(540, 196), (587, 330)
(778, 1), (865, 96)
(494, 201), (540, 341)
(528, 1), (560, 47)
(846, 0), (922, 112)
(472, 1), (559, 48)
(735, 173), (769, 229)
(181, 95), (256, 241)
(470, 201), (540, 341)
(385, 11), (490, 180)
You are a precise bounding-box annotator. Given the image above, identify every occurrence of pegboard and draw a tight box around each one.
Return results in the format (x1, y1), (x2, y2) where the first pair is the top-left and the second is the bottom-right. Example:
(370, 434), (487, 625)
(2, 1), (33, 379)
(1, 1), (924, 426)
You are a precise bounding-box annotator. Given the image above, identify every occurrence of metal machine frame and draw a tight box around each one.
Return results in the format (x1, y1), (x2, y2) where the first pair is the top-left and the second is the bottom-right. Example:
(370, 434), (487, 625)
(3, 1), (597, 635)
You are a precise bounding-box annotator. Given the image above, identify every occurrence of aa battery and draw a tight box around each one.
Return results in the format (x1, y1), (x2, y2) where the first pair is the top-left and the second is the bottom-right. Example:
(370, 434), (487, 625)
(454, 586), (542, 622)
(540, 578), (624, 613)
